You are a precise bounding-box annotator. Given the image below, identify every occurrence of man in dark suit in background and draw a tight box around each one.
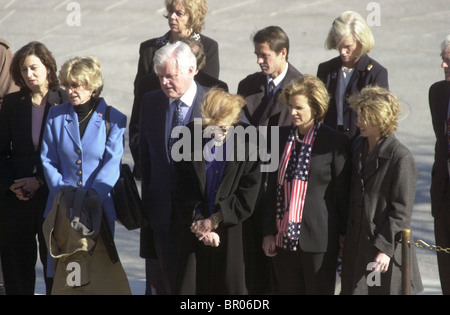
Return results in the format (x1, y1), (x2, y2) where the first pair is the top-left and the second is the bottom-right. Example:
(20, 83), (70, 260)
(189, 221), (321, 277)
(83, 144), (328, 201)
(429, 35), (450, 295)
(139, 41), (208, 295)
(130, 38), (227, 179)
(237, 25), (303, 295)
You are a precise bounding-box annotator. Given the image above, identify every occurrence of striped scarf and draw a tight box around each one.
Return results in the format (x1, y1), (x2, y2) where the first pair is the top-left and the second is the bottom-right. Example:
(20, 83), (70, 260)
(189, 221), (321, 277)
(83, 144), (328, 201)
(275, 122), (320, 251)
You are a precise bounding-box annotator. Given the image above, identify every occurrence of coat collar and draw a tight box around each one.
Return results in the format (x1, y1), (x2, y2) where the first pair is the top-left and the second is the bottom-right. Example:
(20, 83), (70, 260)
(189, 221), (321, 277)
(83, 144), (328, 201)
(64, 98), (107, 149)
(190, 125), (242, 196)
(355, 134), (398, 181)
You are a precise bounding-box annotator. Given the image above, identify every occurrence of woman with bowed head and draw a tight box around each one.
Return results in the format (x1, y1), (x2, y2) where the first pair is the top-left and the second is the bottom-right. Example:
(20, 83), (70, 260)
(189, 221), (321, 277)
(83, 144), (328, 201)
(173, 89), (261, 294)
(0, 41), (68, 295)
(261, 75), (351, 294)
(317, 11), (388, 139)
(341, 86), (423, 295)
(40, 56), (129, 294)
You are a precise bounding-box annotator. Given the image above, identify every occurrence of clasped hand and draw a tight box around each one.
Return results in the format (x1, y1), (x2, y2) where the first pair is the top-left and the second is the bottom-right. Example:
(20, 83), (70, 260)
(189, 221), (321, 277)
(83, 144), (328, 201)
(9, 177), (40, 201)
(191, 218), (220, 247)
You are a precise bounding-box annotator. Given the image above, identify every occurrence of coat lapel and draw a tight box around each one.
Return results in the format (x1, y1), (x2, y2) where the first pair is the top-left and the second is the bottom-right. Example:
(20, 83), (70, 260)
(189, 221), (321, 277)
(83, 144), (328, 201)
(64, 107), (82, 150)
(362, 136), (396, 182)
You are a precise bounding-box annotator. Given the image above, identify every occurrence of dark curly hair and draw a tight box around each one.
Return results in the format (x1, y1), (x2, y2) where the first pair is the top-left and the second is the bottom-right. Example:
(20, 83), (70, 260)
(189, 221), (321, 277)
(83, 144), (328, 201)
(10, 41), (59, 92)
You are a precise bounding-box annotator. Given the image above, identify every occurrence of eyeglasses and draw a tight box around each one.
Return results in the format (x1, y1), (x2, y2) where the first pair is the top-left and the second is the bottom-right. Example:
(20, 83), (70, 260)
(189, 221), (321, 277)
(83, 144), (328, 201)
(167, 9), (187, 18)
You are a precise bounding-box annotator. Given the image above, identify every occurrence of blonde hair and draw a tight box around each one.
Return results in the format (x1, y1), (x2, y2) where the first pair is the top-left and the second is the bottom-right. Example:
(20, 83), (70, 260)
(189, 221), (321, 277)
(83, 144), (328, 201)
(165, 0), (208, 33)
(348, 86), (401, 137)
(281, 75), (330, 122)
(325, 11), (375, 57)
(59, 56), (103, 97)
(201, 89), (244, 127)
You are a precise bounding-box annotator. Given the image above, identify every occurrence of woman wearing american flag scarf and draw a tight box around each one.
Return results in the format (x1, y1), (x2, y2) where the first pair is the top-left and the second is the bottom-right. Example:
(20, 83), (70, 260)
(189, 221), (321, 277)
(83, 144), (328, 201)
(261, 75), (351, 294)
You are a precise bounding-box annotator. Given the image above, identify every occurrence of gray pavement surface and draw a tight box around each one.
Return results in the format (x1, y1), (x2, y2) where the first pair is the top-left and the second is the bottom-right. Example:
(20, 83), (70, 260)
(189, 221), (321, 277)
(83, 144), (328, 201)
(2, 0), (448, 295)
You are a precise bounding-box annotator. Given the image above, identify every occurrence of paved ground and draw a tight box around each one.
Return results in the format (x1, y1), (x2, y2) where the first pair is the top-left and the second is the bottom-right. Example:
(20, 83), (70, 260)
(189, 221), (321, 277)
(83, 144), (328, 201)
(2, 0), (448, 295)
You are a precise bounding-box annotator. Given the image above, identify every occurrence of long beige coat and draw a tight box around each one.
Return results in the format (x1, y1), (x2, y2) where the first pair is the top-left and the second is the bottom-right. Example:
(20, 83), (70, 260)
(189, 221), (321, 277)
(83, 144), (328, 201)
(43, 187), (131, 295)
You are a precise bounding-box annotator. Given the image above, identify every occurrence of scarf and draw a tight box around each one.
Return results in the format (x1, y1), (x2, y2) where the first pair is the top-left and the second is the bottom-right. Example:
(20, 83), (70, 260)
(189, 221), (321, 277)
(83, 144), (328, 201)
(275, 122), (320, 251)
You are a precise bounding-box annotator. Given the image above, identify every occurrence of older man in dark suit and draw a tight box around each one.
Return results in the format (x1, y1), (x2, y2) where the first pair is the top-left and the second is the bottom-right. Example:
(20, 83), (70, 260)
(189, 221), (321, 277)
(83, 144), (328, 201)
(429, 35), (450, 295)
(237, 26), (303, 295)
(139, 41), (208, 295)
(130, 38), (227, 179)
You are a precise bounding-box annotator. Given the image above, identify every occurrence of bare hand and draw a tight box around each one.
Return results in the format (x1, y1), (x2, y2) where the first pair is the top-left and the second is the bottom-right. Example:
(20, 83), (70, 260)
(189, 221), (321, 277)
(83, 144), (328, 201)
(262, 235), (277, 257)
(9, 177), (40, 201)
(191, 218), (214, 237)
(199, 232), (220, 247)
(372, 251), (391, 273)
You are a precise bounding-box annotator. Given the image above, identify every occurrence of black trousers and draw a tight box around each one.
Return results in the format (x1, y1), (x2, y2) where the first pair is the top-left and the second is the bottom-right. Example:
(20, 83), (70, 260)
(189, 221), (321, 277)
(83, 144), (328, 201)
(272, 246), (338, 295)
(434, 182), (450, 295)
(0, 189), (50, 295)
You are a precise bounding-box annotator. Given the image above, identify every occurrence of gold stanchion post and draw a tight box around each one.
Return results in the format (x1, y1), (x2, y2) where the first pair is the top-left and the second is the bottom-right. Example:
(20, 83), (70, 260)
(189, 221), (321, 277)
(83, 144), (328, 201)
(402, 229), (411, 295)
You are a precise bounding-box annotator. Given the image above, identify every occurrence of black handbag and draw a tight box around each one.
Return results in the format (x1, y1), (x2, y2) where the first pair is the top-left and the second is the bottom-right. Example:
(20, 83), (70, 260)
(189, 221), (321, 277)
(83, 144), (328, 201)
(105, 106), (149, 230)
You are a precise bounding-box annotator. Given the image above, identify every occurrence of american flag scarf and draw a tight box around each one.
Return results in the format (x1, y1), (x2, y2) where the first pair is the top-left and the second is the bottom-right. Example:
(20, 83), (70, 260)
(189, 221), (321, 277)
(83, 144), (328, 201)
(275, 122), (320, 251)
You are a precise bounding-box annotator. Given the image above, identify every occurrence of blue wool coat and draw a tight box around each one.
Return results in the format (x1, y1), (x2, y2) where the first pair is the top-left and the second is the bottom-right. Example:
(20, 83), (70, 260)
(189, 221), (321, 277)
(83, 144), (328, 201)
(40, 98), (126, 222)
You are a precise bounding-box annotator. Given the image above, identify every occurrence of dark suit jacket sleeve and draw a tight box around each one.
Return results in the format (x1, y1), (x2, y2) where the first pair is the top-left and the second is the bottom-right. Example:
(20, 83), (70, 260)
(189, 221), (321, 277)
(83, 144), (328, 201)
(218, 143), (262, 227)
(200, 35), (220, 79)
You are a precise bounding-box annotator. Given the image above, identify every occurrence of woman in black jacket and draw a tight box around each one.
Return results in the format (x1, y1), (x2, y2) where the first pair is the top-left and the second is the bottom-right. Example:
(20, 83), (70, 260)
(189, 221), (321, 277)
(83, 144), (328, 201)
(261, 75), (351, 294)
(317, 11), (388, 139)
(0, 41), (68, 295)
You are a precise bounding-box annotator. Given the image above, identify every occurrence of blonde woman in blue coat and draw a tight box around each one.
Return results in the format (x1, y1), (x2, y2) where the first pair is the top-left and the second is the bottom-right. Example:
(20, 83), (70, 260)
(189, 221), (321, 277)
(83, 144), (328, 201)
(40, 57), (127, 293)
(41, 56), (126, 226)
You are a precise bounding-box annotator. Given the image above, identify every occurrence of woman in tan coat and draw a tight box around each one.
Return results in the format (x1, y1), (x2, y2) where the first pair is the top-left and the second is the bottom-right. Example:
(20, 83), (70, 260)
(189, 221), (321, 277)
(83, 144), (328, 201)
(341, 86), (423, 295)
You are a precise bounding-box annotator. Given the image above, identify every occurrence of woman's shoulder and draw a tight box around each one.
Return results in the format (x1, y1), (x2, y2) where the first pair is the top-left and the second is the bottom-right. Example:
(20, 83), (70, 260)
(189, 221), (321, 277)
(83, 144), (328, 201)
(139, 32), (170, 52)
(383, 135), (414, 160)
(319, 124), (349, 142)
(317, 56), (341, 71)
(199, 33), (218, 47)
(3, 89), (27, 103)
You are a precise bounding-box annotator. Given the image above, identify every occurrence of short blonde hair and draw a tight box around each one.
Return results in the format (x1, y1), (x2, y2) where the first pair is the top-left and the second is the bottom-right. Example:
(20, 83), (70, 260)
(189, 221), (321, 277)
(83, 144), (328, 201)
(201, 89), (244, 127)
(348, 86), (401, 137)
(325, 11), (375, 57)
(59, 56), (103, 97)
(281, 75), (330, 122)
(165, 0), (208, 33)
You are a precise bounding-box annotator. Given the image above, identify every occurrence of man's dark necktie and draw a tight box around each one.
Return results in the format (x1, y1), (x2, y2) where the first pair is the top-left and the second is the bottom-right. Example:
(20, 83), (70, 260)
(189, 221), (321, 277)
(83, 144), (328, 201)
(268, 80), (275, 100)
(168, 99), (184, 162)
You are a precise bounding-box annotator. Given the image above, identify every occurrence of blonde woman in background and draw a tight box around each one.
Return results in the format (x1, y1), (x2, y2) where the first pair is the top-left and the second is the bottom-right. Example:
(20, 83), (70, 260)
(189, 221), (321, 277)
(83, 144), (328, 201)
(317, 11), (389, 139)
